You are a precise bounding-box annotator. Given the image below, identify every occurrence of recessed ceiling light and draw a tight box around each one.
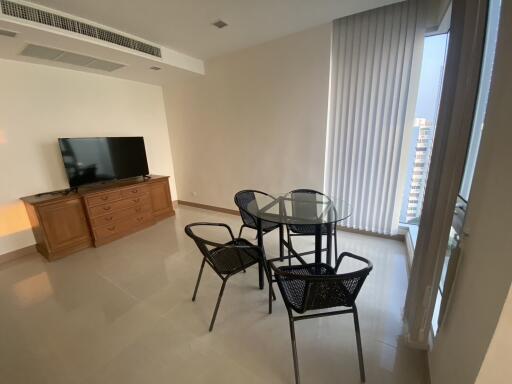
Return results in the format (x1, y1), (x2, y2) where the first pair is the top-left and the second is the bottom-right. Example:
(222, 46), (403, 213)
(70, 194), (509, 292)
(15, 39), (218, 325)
(150, 66), (161, 71)
(212, 20), (228, 29)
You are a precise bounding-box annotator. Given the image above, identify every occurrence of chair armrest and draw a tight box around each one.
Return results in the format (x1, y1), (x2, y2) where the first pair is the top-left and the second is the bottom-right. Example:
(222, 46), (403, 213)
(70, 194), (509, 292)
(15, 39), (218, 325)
(185, 222), (235, 242)
(335, 252), (373, 272)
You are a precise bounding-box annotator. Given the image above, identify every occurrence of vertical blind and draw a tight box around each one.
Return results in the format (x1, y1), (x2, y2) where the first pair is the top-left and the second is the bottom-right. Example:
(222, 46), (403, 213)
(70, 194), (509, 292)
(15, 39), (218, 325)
(324, 0), (424, 235)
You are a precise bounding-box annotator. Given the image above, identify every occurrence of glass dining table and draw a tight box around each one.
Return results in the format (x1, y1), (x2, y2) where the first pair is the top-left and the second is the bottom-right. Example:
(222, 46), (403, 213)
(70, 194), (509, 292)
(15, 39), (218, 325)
(245, 192), (351, 288)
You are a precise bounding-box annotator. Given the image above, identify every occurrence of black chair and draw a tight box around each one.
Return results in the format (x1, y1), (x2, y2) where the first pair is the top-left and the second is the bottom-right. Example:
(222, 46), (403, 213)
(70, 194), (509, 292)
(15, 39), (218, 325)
(286, 189), (338, 263)
(185, 222), (273, 331)
(234, 190), (280, 239)
(269, 252), (373, 384)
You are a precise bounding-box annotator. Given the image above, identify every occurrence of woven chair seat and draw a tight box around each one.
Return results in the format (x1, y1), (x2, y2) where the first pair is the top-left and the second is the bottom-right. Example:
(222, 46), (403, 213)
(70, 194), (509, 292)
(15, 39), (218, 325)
(210, 238), (261, 274)
(288, 223), (331, 235)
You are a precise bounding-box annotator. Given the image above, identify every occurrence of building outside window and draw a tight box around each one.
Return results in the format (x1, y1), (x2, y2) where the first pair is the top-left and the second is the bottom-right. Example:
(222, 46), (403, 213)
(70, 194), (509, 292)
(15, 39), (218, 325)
(400, 34), (449, 243)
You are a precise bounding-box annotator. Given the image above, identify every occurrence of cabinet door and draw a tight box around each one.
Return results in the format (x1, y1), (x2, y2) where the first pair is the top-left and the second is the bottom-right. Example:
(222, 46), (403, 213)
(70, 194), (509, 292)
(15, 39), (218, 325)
(39, 198), (91, 252)
(149, 180), (173, 219)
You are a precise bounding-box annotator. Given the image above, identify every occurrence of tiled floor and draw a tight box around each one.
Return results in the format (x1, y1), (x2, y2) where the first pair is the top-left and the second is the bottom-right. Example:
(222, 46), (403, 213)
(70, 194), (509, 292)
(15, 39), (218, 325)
(0, 206), (428, 383)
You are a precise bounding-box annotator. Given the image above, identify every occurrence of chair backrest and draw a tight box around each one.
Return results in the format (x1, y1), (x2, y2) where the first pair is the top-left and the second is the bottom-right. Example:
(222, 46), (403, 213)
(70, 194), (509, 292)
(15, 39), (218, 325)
(184, 223), (219, 260)
(185, 222), (237, 270)
(288, 189), (336, 228)
(185, 222), (261, 274)
(234, 190), (273, 228)
(272, 258), (372, 313)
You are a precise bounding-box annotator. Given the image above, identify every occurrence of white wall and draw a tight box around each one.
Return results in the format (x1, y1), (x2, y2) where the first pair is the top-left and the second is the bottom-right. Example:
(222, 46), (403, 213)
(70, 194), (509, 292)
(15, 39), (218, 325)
(163, 24), (331, 209)
(475, 285), (512, 384)
(428, 2), (512, 382)
(0, 59), (177, 256)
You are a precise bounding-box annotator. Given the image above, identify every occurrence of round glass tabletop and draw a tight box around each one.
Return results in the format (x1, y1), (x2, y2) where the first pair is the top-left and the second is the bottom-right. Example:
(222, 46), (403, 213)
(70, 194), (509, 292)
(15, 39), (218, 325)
(245, 191), (351, 226)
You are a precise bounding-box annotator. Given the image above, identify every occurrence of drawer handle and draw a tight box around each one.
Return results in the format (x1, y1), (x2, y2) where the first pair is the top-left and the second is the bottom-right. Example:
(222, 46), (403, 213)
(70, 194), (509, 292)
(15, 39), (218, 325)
(137, 216), (144, 222)
(105, 216), (113, 221)
(103, 206), (111, 211)
(101, 196), (109, 201)
(132, 198), (140, 203)
(107, 226), (116, 231)
(132, 189), (138, 193)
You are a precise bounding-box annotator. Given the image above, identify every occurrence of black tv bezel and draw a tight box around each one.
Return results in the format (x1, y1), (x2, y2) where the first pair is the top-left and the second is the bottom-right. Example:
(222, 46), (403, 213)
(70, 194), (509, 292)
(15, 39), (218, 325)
(58, 136), (150, 189)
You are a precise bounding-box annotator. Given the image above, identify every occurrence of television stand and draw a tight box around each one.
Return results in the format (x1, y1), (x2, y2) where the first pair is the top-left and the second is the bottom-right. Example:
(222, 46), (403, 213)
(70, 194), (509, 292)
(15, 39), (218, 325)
(21, 175), (174, 261)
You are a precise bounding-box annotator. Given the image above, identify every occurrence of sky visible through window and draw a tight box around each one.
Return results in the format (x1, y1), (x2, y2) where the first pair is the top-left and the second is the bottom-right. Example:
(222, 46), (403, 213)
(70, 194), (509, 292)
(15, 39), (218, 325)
(400, 34), (448, 229)
(415, 35), (448, 122)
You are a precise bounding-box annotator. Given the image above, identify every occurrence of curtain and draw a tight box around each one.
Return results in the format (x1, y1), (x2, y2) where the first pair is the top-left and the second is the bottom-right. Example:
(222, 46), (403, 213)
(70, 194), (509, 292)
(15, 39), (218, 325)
(324, 0), (425, 235)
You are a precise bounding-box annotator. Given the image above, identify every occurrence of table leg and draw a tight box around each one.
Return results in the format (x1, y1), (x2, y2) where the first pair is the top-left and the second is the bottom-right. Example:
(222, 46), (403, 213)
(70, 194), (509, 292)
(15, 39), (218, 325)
(257, 218), (264, 289)
(326, 223), (333, 266)
(314, 224), (322, 265)
(279, 224), (284, 261)
(278, 197), (285, 262)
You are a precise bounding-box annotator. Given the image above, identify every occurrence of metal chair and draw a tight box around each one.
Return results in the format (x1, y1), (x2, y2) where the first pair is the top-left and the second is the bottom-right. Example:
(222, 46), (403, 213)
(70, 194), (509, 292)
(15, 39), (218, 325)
(286, 189), (338, 263)
(269, 252), (373, 384)
(234, 190), (280, 238)
(185, 222), (273, 331)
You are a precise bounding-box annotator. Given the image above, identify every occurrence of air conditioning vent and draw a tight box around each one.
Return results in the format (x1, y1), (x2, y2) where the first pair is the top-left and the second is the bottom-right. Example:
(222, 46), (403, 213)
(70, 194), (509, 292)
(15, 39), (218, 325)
(1, 0), (162, 58)
(0, 28), (16, 37)
(20, 43), (126, 72)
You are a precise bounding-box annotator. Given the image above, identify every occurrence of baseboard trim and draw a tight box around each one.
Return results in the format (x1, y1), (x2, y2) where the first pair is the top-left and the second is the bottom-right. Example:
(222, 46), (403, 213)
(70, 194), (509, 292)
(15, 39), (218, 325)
(177, 200), (239, 216)
(336, 225), (405, 241)
(0, 245), (37, 265)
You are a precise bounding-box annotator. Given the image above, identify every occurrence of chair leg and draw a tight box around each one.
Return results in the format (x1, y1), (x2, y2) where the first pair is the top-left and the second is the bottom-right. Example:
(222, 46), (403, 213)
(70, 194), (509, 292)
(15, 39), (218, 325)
(287, 228), (292, 267)
(353, 305), (366, 382)
(192, 258), (206, 301)
(287, 310), (301, 384)
(209, 279), (228, 332)
(279, 224), (284, 261)
(261, 260), (276, 314)
(334, 227), (338, 261)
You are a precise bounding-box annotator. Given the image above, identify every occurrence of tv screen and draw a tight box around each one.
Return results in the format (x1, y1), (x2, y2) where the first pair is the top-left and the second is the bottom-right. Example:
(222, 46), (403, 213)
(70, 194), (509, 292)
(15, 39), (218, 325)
(58, 137), (149, 188)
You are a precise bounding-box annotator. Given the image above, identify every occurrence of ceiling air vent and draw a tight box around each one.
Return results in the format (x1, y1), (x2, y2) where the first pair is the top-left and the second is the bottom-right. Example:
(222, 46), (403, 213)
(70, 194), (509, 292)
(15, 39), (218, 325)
(0, 28), (16, 37)
(0, 0), (162, 58)
(20, 43), (125, 72)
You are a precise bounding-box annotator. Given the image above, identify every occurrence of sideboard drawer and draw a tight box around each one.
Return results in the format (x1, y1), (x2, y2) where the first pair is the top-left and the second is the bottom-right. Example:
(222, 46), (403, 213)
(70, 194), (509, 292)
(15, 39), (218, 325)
(90, 203), (151, 227)
(93, 212), (153, 240)
(89, 194), (149, 217)
(86, 190), (122, 207)
(121, 185), (147, 198)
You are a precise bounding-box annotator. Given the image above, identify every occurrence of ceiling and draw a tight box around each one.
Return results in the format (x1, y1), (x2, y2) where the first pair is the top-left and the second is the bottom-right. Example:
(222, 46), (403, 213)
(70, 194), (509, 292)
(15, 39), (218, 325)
(27, 0), (400, 59)
(0, 14), (202, 85)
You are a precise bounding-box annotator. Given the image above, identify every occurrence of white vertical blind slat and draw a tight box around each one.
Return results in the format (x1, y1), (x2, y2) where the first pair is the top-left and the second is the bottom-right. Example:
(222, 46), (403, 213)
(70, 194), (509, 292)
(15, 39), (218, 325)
(325, 0), (424, 235)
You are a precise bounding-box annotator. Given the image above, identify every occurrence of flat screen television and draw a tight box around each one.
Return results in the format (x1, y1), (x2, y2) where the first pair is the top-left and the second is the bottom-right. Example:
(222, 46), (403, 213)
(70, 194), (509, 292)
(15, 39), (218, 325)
(58, 137), (149, 188)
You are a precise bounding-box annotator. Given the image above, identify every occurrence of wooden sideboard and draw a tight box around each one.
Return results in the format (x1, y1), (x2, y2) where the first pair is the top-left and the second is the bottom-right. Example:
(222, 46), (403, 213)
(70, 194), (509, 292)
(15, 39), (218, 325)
(21, 175), (174, 261)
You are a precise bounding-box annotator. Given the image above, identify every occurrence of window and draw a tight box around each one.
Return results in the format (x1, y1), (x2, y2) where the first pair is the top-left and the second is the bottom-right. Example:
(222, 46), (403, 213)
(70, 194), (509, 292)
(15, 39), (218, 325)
(400, 33), (449, 237)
